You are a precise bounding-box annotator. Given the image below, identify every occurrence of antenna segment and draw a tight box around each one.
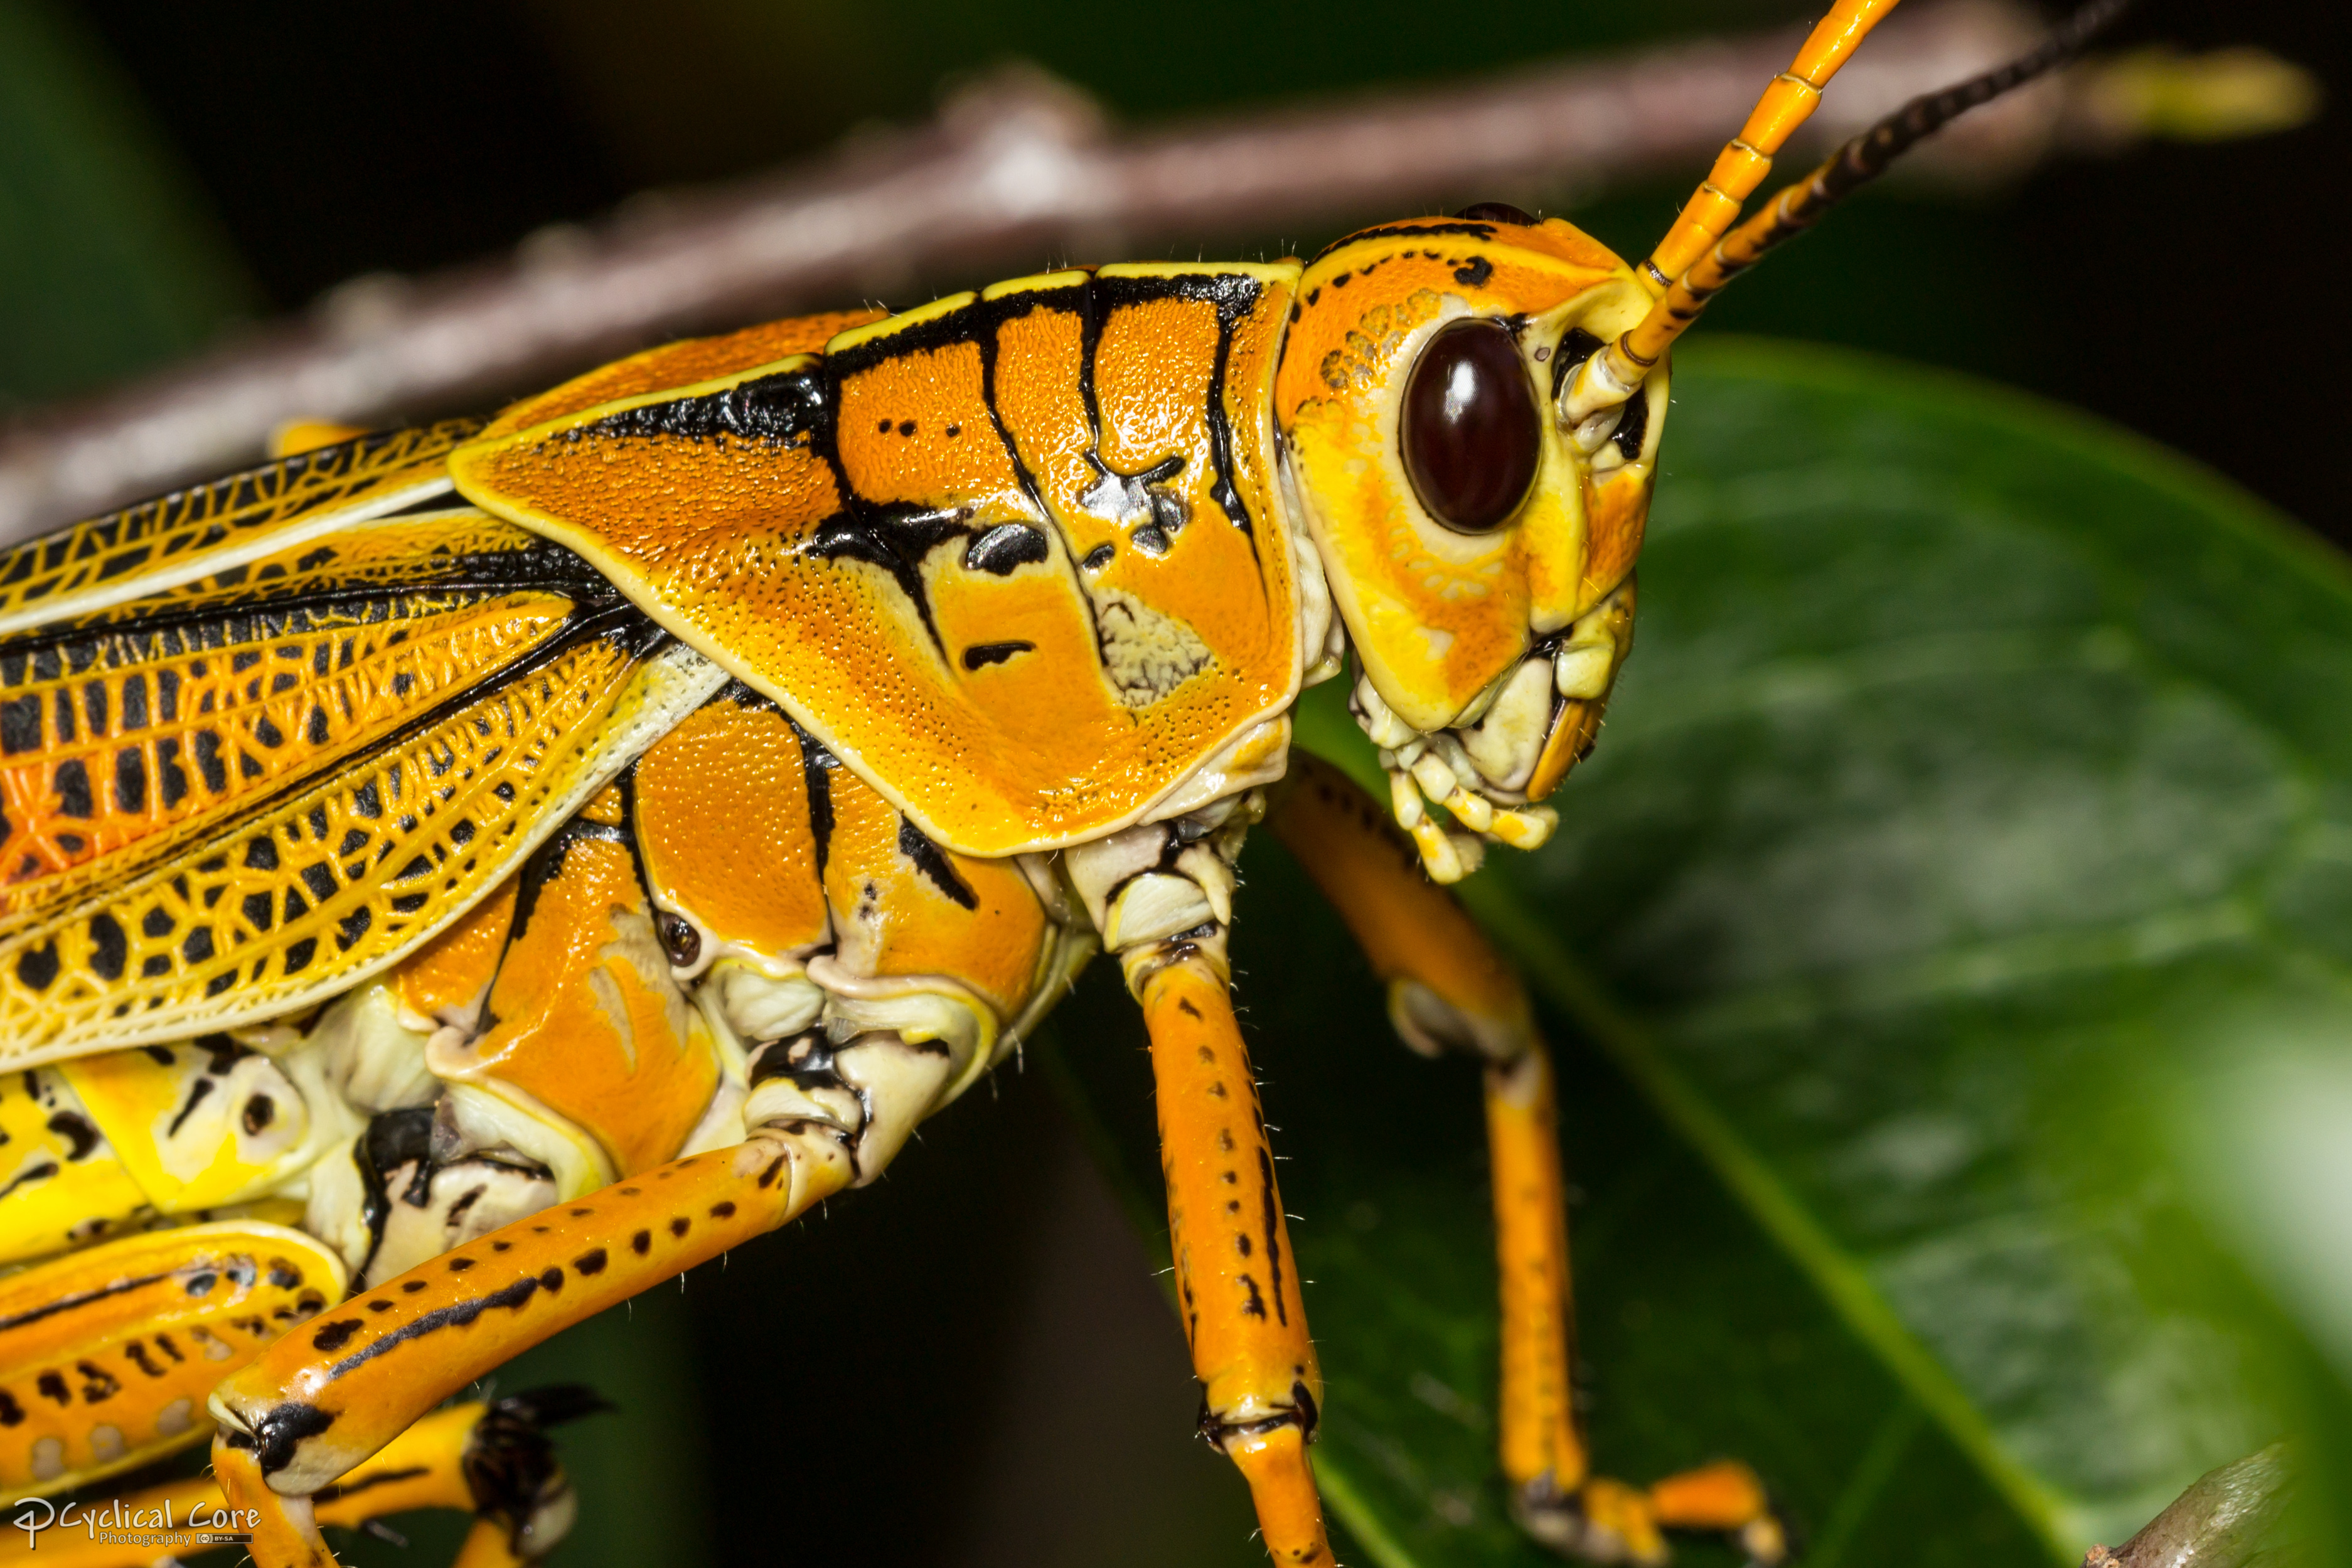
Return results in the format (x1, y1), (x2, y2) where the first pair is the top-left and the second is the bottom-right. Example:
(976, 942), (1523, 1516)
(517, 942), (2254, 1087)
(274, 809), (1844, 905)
(1566, 0), (2136, 430)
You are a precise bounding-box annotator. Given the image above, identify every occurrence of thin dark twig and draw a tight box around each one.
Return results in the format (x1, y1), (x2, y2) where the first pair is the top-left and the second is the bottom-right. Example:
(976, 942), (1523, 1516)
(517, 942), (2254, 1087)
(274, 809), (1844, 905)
(0, 0), (2258, 542)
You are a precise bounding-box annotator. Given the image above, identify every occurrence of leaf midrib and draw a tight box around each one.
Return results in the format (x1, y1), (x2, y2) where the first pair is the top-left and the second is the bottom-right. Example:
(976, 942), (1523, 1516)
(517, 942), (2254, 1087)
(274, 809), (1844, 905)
(1454, 872), (2078, 1560)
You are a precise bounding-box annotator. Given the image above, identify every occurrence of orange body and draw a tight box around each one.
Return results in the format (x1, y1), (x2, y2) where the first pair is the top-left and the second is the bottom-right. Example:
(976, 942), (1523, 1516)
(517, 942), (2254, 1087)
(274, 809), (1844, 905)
(0, 0), (1959, 1520)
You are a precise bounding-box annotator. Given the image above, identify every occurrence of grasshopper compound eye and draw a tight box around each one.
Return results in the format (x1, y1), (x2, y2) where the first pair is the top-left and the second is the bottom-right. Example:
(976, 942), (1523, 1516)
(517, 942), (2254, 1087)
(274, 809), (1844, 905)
(1401, 319), (1539, 533)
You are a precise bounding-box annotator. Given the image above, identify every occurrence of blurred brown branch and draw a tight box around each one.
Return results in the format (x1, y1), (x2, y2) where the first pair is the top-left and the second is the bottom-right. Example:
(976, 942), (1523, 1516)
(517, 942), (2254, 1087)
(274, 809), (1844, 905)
(0, 0), (2312, 544)
(2081, 1441), (2296, 1568)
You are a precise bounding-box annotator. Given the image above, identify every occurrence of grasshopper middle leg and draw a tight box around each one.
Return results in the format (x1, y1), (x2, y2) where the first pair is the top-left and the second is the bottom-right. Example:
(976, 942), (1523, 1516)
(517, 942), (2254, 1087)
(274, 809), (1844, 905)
(1269, 753), (1785, 1566)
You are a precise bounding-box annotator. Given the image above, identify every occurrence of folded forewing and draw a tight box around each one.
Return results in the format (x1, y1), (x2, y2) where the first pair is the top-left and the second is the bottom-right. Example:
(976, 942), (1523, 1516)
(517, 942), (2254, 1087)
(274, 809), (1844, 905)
(0, 420), (479, 637)
(0, 511), (608, 930)
(0, 623), (724, 1066)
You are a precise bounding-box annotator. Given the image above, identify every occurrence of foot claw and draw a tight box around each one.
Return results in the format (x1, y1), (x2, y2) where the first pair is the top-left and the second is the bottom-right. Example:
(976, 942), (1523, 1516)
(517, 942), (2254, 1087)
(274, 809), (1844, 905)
(1740, 1514), (1792, 1566)
(1510, 1475), (1667, 1565)
(1510, 1466), (1791, 1567)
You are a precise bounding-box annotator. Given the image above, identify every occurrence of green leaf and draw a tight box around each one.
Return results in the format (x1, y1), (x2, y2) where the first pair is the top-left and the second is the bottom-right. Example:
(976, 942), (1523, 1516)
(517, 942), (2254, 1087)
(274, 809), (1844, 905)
(1046, 338), (2352, 1567)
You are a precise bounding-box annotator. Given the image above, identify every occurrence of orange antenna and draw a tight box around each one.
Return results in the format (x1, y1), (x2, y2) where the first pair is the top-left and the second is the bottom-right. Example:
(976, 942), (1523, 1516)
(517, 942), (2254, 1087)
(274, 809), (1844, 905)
(1642, 0), (1907, 296)
(1565, 0), (2134, 430)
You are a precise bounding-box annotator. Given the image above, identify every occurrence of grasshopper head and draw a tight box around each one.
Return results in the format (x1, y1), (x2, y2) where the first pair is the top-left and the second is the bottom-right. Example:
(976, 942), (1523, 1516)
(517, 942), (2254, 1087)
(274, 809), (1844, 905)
(1275, 210), (1664, 878)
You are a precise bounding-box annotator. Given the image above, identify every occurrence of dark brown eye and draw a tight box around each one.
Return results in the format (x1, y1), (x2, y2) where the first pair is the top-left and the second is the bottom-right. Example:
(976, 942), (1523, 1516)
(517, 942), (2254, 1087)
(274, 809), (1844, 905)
(1401, 319), (1540, 533)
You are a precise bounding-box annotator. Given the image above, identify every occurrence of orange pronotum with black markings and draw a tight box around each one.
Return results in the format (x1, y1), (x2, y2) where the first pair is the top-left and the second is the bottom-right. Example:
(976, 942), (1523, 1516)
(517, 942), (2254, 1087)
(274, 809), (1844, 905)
(0, 0), (2108, 1558)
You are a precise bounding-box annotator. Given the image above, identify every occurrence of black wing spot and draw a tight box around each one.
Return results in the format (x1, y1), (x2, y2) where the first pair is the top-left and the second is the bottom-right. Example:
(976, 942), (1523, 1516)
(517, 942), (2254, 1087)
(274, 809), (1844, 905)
(15, 942), (59, 991)
(87, 915), (127, 980)
(53, 760), (92, 819)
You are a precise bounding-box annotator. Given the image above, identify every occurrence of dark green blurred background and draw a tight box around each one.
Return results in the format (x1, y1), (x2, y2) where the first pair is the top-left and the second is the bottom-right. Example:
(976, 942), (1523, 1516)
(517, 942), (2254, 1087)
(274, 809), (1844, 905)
(0, 1), (2341, 1562)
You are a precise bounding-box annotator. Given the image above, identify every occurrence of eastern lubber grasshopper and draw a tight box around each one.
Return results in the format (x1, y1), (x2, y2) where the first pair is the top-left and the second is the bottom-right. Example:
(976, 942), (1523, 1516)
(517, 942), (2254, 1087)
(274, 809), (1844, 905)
(0, 1), (2134, 1562)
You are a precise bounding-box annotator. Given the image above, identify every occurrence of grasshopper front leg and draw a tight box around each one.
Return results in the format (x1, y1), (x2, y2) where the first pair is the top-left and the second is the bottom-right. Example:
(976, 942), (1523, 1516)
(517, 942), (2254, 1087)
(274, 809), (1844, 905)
(1067, 793), (1334, 1565)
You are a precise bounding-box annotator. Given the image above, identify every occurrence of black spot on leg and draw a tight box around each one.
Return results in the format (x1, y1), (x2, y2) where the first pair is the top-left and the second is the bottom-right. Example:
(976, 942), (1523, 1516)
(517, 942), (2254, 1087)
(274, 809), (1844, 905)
(669, 1217), (690, 1237)
(76, 1362), (118, 1402)
(319, 1276), (543, 1382)
(632, 1230), (651, 1255)
(574, 1249), (607, 1276)
(709, 1202), (735, 1219)
(1259, 1148), (1288, 1326)
(312, 1320), (363, 1352)
(251, 1402), (337, 1477)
